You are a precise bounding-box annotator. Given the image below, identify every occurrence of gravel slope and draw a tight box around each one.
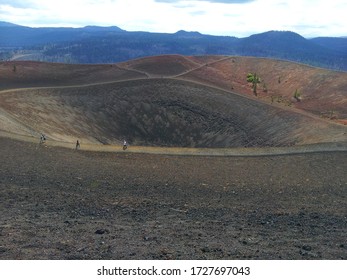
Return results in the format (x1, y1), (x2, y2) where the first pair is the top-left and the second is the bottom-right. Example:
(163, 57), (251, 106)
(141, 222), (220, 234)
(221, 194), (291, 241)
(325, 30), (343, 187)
(1, 137), (346, 260)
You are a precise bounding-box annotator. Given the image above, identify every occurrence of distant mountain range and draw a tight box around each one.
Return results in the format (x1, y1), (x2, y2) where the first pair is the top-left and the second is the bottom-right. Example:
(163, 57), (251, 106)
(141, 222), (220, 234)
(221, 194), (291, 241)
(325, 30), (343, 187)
(1, 21), (347, 71)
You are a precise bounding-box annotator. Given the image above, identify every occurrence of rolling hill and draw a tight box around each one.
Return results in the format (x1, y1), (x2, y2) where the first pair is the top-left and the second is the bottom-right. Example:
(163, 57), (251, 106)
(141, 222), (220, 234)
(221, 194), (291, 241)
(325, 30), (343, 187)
(1, 22), (347, 71)
(0, 55), (346, 148)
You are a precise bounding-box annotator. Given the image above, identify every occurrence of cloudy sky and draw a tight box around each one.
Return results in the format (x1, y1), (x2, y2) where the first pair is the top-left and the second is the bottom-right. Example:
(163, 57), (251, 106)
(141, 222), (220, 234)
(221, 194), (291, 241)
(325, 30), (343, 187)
(0, 0), (345, 37)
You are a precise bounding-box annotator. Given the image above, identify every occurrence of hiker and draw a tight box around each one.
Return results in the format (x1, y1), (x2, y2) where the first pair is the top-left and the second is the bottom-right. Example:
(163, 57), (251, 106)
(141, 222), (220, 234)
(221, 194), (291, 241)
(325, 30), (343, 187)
(123, 140), (128, 150)
(40, 134), (46, 144)
(76, 140), (80, 150)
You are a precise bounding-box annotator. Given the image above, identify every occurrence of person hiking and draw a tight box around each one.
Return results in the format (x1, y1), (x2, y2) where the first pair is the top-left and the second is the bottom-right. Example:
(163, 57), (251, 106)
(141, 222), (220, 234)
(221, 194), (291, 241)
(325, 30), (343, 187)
(76, 140), (80, 150)
(123, 140), (128, 150)
(40, 134), (46, 144)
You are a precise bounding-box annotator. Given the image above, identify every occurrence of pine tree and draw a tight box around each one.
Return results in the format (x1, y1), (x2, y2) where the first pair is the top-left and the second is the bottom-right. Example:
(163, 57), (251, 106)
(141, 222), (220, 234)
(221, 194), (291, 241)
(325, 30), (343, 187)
(247, 73), (261, 96)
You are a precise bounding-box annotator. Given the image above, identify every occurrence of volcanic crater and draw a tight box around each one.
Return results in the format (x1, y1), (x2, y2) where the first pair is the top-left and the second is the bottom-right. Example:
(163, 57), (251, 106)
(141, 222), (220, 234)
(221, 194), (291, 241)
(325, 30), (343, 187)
(0, 55), (346, 148)
(1, 56), (347, 260)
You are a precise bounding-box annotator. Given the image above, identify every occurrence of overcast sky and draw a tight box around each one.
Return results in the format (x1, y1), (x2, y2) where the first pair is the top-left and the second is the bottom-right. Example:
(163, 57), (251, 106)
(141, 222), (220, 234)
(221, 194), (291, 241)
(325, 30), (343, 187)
(0, 0), (345, 37)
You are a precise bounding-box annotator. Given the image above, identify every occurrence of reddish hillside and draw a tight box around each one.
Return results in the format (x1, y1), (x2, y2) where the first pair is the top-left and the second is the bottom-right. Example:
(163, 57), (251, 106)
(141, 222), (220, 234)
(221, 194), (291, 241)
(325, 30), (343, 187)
(178, 56), (347, 122)
(0, 61), (146, 90)
(118, 54), (206, 77)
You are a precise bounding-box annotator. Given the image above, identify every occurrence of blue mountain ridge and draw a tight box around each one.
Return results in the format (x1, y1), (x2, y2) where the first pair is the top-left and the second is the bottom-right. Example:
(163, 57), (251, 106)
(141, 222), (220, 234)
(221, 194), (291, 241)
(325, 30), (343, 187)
(1, 22), (346, 70)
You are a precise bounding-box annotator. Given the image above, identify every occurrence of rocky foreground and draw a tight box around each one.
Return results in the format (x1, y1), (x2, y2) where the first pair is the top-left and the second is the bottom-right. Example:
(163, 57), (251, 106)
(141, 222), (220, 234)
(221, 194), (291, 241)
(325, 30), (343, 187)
(0, 137), (346, 259)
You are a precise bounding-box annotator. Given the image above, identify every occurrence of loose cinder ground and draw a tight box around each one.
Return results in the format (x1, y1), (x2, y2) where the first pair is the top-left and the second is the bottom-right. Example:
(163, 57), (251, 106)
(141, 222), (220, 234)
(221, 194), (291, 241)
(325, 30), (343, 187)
(0, 137), (346, 260)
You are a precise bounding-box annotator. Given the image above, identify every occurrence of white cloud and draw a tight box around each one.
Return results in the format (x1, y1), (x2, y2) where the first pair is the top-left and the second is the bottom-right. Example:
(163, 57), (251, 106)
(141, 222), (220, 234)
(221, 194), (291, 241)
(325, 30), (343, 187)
(154, 0), (255, 3)
(0, 0), (346, 37)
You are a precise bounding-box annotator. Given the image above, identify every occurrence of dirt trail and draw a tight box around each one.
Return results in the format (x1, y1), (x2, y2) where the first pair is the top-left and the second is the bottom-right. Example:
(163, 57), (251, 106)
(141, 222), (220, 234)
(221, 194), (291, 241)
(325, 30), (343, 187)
(1, 131), (346, 157)
(172, 56), (232, 78)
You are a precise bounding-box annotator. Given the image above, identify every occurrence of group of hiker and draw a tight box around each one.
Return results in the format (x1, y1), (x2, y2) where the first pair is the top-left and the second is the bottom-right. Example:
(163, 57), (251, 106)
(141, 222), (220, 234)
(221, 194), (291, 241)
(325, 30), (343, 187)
(39, 134), (128, 151)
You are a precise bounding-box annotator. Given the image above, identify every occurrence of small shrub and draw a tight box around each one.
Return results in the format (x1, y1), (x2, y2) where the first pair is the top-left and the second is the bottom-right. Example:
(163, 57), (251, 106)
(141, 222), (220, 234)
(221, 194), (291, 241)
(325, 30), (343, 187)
(293, 89), (301, 102)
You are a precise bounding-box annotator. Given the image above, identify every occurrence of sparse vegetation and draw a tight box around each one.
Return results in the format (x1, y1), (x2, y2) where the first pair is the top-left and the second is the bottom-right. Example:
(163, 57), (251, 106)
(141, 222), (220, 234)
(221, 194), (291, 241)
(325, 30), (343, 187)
(247, 73), (261, 96)
(321, 110), (338, 120)
(294, 89), (301, 102)
(271, 95), (292, 107)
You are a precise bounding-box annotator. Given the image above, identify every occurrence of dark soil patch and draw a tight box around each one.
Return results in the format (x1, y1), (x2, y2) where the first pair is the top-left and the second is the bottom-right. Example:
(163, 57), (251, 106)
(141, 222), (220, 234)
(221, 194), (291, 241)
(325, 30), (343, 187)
(1, 79), (345, 146)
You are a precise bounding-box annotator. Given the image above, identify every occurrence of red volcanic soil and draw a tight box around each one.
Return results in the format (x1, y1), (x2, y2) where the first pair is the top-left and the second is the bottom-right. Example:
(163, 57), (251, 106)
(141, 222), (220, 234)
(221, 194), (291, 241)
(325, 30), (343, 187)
(0, 61), (146, 90)
(118, 54), (204, 77)
(177, 56), (347, 121)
